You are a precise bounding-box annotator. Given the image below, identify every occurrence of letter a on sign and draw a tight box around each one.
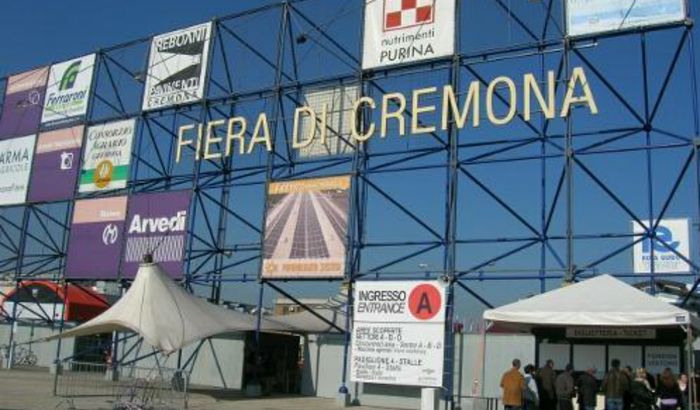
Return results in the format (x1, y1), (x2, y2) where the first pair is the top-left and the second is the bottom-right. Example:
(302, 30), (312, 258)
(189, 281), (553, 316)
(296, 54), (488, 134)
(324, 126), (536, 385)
(408, 284), (442, 320)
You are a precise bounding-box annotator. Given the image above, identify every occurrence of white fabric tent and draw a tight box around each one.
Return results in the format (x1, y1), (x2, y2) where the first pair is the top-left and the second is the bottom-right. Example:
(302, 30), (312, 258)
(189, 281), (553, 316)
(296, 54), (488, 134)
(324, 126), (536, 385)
(483, 274), (700, 330)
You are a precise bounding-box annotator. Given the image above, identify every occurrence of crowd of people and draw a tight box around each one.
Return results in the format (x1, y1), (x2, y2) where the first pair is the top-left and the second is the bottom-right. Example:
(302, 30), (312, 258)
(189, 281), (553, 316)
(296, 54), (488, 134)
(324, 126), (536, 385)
(501, 359), (690, 410)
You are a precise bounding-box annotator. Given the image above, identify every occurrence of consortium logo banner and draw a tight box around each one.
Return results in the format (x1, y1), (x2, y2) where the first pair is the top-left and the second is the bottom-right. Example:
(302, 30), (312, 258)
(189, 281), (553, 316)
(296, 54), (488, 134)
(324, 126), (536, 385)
(0, 135), (36, 206)
(122, 191), (191, 279)
(65, 196), (128, 279)
(41, 54), (96, 126)
(0, 67), (48, 139)
(142, 22), (213, 111)
(567, 0), (686, 36)
(28, 126), (84, 203)
(262, 175), (351, 279)
(79, 119), (136, 193)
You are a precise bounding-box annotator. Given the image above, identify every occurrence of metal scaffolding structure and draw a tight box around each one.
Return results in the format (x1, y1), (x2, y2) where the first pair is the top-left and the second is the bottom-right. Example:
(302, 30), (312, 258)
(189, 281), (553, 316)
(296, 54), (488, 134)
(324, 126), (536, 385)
(0, 0), (699, 406)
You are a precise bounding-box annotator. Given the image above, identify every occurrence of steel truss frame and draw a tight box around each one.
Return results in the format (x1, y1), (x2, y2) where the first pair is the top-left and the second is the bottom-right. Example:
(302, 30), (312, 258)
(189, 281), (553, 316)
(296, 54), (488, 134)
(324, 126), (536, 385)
(0, 0), (698, 407)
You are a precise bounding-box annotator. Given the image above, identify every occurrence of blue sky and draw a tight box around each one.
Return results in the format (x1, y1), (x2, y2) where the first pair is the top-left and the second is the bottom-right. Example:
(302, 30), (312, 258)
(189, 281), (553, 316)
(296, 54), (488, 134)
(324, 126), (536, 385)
(1, 1), (700, 321)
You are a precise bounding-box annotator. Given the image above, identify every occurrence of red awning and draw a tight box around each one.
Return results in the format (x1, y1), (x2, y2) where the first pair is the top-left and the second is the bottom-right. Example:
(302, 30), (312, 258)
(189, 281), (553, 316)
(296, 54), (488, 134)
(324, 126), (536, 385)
(1, 281), (109, 322)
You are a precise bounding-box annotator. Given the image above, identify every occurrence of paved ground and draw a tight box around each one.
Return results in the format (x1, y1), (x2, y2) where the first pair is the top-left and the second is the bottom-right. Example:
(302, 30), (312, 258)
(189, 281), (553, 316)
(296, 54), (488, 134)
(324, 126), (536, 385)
(0, 368), (395, 410)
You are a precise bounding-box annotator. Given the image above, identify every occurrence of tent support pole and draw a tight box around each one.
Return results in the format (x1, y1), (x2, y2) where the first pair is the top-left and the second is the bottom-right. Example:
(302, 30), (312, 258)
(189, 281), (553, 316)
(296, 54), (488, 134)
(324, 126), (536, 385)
(480, 320), (493, 397)
(687, 325), (694, 410)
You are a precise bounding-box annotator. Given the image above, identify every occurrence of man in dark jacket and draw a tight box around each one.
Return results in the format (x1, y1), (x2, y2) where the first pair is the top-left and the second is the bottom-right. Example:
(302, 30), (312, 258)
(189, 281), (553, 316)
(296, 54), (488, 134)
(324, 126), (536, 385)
(538, 360), (557, 410)
(555, 364), (575, 410)
(602, 359), (630, 410)
(577, 367), (599, 410)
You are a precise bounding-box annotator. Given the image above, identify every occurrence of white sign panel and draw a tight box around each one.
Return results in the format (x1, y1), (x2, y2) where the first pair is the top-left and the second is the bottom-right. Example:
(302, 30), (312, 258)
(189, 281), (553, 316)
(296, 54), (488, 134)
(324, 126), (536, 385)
(645, 345), (680, 375)
(362, 0), (455, 69)
(633, 218), (690, 273)
(41, 54), (96, 126)
(142, 22), (213, 111)
(79, 119), (136, 193)
(0, 135), (36, 206)
(567, 0), (686, 37)
(566, 327), (656, 339)
(351, 281), (446, 387)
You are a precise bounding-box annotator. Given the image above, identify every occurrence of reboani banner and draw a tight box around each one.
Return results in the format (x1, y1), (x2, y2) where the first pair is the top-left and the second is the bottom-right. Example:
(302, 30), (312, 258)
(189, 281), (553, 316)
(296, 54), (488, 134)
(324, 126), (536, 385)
(567, 0), (686, 37)
(28, 126), (83, 202)
(362, 0), (455, 69)
(262, 175), (351, 279)
(0, 135), (36, 206)
(65, 196), (128, 279)
(633, 218), (690, 273)
(122, 191), (191, 279)
(79, 119), (136, 193)
(0, 67), (48, 138)
(41, 54), (96, 126)
(142, 22), (213, 110)
(351, 281), (446, 387)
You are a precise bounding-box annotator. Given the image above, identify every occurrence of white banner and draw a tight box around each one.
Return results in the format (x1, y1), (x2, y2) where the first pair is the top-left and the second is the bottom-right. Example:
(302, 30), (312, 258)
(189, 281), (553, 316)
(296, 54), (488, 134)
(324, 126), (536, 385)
(566, 327), (656, 339)
(633, 218), (690, 273)
(351, 281), (446, 387)
(645, 345), (680, 375)
(41, 54), (96, 126)
(79, 119), (136, 193)
(142, 22), (213, 111)
(0, 135), (36, 206)
(362, 0), (455, 69)
(567, 0), (686, 37)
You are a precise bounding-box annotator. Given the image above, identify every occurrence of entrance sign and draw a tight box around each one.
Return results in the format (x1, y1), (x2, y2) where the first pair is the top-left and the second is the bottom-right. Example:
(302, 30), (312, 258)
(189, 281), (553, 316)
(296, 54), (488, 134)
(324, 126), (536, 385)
(362, 0), (456, 69)
(0, 135), (36, 206)
(65, 196), (128, 279)
(79, 119), (136, 193)
(632, 218), (690, 274)
(566, 0), (686, 37)
(28, 126), (84, 203)
(41, 54), (96, 126)
(0, 67), (48, 138)
(645, 346), (680, 375)
(351, 281), (446, 387)
(262, 175), (351, 279)
(122, 191), (191, 279)
(566, 327), (656, 339)
(142, 22), (213, 111)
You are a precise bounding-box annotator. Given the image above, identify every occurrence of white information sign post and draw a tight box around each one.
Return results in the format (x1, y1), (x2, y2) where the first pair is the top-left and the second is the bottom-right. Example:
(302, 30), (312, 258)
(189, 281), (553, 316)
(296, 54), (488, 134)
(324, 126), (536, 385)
(350, 281), (447, 387)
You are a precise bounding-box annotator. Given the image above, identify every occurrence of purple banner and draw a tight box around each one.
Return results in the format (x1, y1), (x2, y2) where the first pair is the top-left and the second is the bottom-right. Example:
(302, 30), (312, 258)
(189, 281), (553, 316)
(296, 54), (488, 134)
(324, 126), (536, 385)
(65, 197), (128, 279)
(0, 67), (48, 139)
(122, 191), (191, 279)
(28, 126), (83, 203)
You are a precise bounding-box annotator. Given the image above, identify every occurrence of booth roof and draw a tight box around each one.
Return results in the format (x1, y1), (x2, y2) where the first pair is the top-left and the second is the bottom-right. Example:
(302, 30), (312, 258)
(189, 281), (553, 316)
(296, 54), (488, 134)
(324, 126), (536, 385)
(483, 274), (700, 330)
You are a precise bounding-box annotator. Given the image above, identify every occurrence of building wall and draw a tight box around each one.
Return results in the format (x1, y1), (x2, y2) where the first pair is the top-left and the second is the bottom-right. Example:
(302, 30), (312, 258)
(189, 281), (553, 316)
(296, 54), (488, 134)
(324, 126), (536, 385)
(0, 322), (75, 368)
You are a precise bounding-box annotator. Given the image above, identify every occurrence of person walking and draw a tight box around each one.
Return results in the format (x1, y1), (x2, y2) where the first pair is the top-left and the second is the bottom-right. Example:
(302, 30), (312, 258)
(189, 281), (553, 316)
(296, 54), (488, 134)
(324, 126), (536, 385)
(577, 367), (599, 410)
(501, 359), (526, 410)
(602, 359), (630, 410)
(538, 359), (557, 410)
(630, 368), (655, 410)
(657, 368), (682, 410)
(524, 364), (540, 410)
(678, 373), (689, 410)
(555, 364), (575, 410)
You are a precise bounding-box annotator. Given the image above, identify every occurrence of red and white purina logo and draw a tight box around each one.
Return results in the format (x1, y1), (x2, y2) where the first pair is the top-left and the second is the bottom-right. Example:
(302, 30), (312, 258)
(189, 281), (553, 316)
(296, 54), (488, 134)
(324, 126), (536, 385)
(383, 0), (435, 32)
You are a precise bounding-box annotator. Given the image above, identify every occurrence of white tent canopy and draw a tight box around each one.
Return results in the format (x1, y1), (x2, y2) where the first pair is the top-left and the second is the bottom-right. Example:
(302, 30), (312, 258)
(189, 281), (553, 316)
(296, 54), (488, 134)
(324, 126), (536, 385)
(483, 274), (700, 330)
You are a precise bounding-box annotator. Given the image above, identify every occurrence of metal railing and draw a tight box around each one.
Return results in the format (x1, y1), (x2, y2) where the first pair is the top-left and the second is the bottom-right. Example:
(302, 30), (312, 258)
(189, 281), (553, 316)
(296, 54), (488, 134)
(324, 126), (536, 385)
(453, 395), (500, 410)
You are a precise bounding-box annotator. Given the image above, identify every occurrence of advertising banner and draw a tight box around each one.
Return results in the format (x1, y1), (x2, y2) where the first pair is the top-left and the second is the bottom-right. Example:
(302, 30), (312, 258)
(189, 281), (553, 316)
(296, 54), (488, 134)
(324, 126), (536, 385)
(142, 22), (213, 111)
(0, 135), (36, 206)
(41, 54), (96, 126)
(298, 85), (359, 159)
(362, 0), (455, 69)
(351, 281), (446, 387)
(567, 0), (686, 37)
(0, 67), (48, 138)
(262, 175), (351, 279)
(122, 191), (191, 279)
(79, 119), (136, 193)
(566, 327), (656, 339)
(632, 218), (690, 273)
(65, 196), (128, 279)
(645, 346), (680, 375)
(28, 126), (83, 203)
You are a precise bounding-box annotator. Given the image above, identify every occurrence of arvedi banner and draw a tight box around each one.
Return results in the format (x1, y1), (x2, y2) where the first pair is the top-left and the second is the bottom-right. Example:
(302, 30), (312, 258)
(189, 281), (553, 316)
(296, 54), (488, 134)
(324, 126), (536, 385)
(121, 191), (191, 279)
(79, 119), (136, 193)
(28, 126), (83, 203)
(262, 175), (351, 279)
(41, 54), (96, 126)
(65, 196), (128, 279)
(142, 22), (213, 111)
(362, 0), (455, 69)
(0, 135), (36, 206)
(632, 218), (690, 274)
(567, 0), (686, 37)
(0, 67), (48, 139)
(351, 281), (446, 387)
